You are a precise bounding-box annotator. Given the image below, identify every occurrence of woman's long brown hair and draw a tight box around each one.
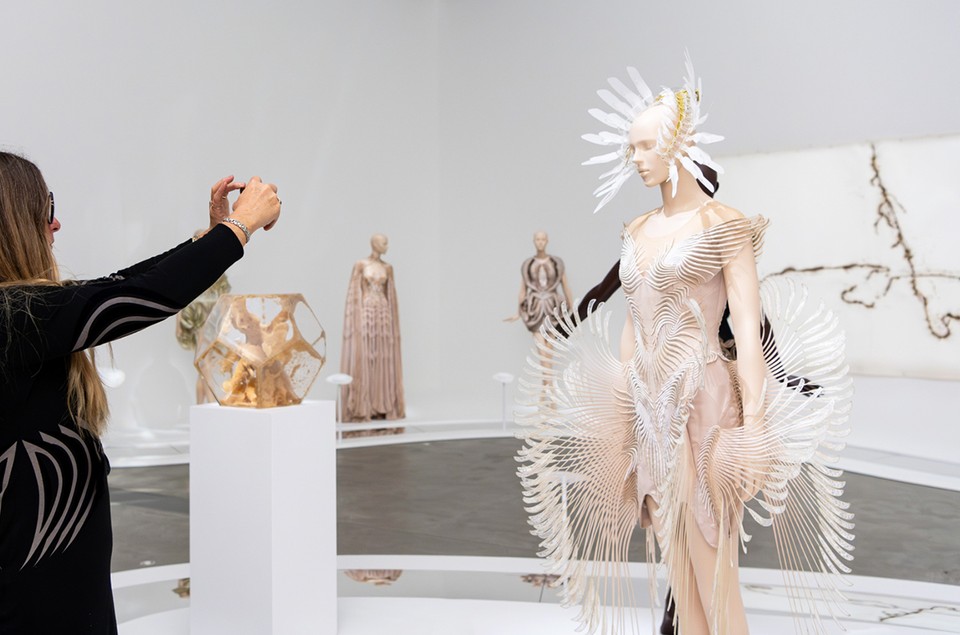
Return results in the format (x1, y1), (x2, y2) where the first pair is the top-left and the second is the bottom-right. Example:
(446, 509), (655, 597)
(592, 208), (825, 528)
(0, 152), (108, 436)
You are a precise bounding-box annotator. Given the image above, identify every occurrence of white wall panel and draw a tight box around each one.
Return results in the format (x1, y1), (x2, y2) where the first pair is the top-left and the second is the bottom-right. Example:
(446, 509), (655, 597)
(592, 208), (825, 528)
(3, 0), (957, 432)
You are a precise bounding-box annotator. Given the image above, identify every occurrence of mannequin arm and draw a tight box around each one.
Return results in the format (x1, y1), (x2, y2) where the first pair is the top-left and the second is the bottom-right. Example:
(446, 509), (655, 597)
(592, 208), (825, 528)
(560, 272), (573, 311)
(723, 241), (765, 427)
(387, 264), (401, 343)
(341, 263), (363, 355)
(504, 278), (525, 322)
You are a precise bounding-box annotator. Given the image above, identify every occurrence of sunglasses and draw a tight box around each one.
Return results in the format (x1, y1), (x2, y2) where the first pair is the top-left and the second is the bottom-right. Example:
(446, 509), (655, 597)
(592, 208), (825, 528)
(48, 191), (55, 224)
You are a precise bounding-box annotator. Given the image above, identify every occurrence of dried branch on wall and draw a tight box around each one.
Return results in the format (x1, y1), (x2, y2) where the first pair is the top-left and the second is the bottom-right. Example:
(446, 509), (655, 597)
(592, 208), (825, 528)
(765, 144), (960, 340)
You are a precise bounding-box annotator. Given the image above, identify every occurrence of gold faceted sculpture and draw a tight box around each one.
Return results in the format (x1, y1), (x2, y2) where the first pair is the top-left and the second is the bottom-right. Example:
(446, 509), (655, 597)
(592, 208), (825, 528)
(194, 294), (326, 408)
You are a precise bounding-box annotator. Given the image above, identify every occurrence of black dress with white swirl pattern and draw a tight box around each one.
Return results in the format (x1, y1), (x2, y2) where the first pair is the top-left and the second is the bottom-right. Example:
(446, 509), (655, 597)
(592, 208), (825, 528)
(0, 224), (243, 634)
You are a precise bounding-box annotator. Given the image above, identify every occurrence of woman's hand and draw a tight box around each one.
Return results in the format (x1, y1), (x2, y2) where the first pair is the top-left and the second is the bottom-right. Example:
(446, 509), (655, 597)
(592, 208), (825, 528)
(231, 176), (281, 234)
(209, 175), (246, 230)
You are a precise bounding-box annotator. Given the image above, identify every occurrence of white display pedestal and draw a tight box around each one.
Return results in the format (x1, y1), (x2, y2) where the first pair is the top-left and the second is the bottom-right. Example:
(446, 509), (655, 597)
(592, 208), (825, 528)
(190, 400), (336, 635)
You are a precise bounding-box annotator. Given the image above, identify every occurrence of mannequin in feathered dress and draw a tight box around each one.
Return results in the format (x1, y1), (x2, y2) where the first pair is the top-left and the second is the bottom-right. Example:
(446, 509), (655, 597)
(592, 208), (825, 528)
(517, 56), (854, 635)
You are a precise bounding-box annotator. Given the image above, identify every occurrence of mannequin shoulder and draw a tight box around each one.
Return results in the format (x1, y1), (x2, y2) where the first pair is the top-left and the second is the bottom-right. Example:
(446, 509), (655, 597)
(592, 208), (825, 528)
(624, 208), (661, 233)
(702, 200), (746, 227)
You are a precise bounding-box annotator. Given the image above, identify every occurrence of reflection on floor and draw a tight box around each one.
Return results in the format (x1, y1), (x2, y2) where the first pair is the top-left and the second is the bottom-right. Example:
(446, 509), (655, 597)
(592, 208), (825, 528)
(104, 419), (960, 491)
(107, 434), (960, 633)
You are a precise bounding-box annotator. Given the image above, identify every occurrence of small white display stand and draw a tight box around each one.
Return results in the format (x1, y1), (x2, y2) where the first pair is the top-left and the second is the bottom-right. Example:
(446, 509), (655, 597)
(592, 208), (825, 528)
(190, 400), (336, 635)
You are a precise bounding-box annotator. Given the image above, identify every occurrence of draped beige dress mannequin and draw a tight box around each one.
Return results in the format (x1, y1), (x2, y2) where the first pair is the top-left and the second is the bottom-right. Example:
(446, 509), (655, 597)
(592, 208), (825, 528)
(340, 236), (405, 423)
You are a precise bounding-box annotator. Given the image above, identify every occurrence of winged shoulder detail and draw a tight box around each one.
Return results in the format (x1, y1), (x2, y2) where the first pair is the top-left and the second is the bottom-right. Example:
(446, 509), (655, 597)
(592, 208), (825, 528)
(516, 308), (642, 633)
(698, 278), (855, 631)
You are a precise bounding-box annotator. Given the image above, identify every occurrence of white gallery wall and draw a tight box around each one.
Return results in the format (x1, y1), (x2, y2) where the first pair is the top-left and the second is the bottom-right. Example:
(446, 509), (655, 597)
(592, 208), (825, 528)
(2, 1), (958, 434)
(721, 135), (960, 379)
(1, 0), (442, 428)
(435, 0), (960, 417)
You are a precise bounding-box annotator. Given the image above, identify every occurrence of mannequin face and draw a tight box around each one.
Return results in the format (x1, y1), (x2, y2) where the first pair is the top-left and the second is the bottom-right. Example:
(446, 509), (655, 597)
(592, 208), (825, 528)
(627, 105), (671, 188)
(533, 232), (548, 252)
(371, 234), (388, 255)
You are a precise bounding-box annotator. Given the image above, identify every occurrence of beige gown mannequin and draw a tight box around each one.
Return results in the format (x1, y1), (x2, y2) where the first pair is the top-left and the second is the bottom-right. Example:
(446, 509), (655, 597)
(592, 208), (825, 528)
(340, 234), (405, 426)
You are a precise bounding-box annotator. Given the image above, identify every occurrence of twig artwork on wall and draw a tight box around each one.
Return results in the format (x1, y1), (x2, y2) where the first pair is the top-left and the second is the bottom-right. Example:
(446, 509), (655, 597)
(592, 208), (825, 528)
(764, 144), (960, 340)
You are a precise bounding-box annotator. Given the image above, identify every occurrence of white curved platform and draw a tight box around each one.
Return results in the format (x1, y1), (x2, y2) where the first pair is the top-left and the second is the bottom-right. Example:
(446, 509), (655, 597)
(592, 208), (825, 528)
(112, 557), (960, 634)
(118, 601), (947, 635)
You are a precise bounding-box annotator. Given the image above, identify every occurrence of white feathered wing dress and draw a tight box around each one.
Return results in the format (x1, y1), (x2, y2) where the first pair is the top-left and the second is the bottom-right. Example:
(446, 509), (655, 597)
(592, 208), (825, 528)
(517, 216), (854, 634)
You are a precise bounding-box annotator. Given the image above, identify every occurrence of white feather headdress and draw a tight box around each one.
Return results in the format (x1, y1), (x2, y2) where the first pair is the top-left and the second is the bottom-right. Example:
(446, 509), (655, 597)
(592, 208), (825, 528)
(583, 52), (724, 213)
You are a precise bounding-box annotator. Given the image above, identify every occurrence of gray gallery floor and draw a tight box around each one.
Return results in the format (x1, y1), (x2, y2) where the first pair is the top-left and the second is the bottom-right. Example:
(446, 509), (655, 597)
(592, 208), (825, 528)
(109, 438), (960, 585)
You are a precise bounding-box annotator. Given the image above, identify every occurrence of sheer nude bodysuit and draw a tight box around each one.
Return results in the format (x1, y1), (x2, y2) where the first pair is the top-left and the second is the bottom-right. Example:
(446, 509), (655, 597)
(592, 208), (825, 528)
(620, 205), (763, 634)
(621, 206), (750, 541)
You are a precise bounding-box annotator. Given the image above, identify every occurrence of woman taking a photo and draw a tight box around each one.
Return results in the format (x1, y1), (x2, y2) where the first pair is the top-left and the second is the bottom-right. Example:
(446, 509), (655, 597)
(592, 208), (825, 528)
(0, 151), (280, 633)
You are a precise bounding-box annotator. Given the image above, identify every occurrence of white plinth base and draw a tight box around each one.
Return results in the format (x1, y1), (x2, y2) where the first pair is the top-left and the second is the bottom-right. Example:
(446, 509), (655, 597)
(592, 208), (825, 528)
(190, 400), (336, 635)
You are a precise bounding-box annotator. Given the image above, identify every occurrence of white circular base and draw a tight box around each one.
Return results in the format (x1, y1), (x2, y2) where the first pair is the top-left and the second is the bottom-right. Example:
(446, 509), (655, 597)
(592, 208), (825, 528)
(117, 597), (941, 635)
(113, 558), (959, 635)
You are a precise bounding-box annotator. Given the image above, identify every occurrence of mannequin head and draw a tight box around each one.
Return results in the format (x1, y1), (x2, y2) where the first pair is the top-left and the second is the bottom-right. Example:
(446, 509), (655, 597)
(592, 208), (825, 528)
(533, 231), (548, 254)
(627, 105), (672, 189)
(370, 233), (389, 256)
(628, 104), (720, 201)
(584, 58), (722, 211)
